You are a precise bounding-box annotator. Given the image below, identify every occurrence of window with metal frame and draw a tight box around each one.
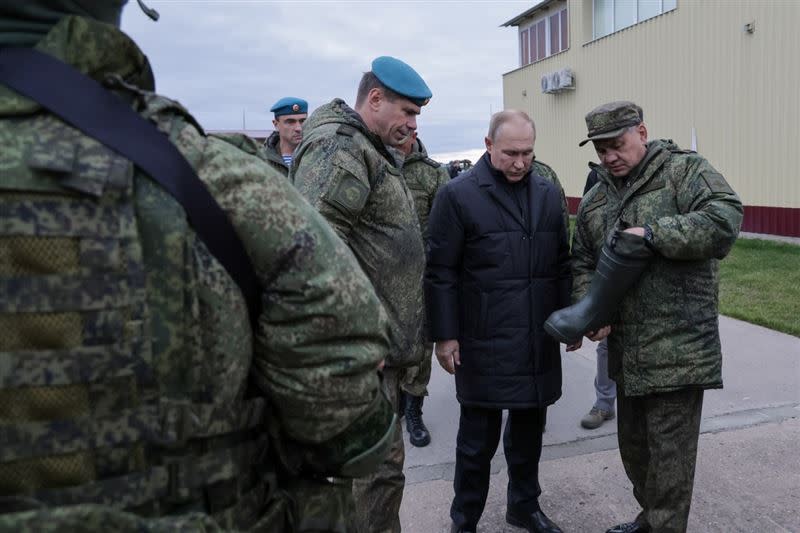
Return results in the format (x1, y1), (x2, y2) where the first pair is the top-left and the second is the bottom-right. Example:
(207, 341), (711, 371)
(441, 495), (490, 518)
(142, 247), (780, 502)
(518, 7), (569, 67)
(592, 0), (677, 40)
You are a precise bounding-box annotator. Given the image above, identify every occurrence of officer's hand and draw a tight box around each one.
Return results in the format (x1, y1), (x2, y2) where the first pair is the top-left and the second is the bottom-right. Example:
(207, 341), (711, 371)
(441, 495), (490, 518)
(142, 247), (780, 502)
(586, 326), (611, 341)
(566, 340), (583, 352)
(377, 359), (385, 371)
(435, 339), (460, 375)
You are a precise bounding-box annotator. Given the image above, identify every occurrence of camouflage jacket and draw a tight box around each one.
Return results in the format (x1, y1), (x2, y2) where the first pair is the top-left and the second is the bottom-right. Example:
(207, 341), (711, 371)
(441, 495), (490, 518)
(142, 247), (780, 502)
(0, 16), (392, 531)
(401, 137), (450, 242)
(572, 140), (743, 396)
(290, 99), (425, 368)
(261, 130), (290, 177)
(531, 159), (569, 232)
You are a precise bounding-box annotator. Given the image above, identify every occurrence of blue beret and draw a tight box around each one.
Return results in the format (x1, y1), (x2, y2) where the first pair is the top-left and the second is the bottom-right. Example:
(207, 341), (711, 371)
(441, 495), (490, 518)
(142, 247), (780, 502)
(371, 56), (432, 107)
(269, 97), (308, 117)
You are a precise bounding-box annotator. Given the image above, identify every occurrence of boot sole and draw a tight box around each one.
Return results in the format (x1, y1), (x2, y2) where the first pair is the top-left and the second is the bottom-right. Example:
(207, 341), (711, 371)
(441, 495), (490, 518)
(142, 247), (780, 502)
(543, 320), (580, 346)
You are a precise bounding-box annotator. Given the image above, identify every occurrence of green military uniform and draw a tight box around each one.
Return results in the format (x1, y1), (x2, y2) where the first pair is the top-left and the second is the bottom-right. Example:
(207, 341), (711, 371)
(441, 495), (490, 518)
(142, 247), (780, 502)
(399, 138), (450, 397)
(0, 14), (394, 532)
(531, 159), (569, 233)
(291, 98), (426, 533)
(262, 131), (290, 177)
(572, 132), (743, 531)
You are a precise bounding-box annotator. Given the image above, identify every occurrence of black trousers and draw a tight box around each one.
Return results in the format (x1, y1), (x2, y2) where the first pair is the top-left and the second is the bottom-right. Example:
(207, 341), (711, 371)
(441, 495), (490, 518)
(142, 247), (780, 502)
(450, 405), (546, 528)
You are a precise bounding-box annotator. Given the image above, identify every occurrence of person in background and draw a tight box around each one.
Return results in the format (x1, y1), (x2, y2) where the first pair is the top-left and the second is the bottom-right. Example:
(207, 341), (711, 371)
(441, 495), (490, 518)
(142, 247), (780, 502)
(394, 131), (450, 448)
(579, 164), (617, 430)
(263, 96), (308, 176)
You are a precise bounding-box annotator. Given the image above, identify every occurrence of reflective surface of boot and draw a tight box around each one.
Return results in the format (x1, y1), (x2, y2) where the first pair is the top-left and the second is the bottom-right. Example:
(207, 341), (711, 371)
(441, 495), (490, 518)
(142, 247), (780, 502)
(545, 230), (653, 344)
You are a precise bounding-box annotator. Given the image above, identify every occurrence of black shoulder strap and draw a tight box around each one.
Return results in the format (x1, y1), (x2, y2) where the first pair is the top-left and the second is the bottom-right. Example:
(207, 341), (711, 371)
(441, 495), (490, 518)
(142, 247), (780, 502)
(0, 47), (262, 325)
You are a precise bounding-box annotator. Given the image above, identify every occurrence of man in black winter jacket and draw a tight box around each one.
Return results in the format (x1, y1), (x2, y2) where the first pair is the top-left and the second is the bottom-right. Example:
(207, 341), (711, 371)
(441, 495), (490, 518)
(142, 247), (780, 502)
(425, 110), (576, 533)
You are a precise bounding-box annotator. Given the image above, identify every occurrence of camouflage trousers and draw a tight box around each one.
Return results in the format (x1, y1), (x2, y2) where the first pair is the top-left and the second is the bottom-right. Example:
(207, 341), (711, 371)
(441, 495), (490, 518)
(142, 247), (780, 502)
(617, 387), (704, 533)
(352, 367), (405, 533)
(400, 341), (433, 397)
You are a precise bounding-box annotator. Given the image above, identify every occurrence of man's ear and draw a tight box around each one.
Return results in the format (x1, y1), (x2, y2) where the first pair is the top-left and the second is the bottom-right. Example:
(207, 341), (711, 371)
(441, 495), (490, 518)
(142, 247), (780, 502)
(272, 118), (279, 128)
(484, 136), (493, 154)
(367, 88), (384, 112)
(637, 123), (648, 144)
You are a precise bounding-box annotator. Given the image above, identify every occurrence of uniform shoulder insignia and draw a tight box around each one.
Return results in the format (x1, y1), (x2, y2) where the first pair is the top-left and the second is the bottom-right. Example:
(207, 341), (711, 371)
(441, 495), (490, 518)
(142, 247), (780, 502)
(423, 157), (440, 168)
(700, 170), (735, 195)
(336, 124), (358, 137)
(326, 172), (370, 215)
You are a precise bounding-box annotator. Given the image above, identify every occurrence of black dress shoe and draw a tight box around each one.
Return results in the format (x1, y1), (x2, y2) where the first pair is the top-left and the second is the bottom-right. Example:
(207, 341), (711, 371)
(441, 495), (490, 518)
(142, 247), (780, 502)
(450, 521), (476, 533)
(605, 521), (651, 533)
(506, 508), (563, 533)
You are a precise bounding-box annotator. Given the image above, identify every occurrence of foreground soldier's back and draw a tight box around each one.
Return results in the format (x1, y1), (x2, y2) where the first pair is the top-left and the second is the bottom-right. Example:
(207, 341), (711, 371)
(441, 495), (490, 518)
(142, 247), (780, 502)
(0, 4), (393, 531)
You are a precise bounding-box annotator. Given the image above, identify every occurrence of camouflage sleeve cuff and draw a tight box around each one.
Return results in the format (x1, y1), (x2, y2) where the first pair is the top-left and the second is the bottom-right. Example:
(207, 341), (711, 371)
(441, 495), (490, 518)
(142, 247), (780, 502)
(301, 382), (395, 477)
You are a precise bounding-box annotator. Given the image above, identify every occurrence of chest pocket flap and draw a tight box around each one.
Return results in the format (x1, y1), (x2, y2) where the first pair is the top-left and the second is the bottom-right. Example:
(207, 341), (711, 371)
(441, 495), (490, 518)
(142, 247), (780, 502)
(21, 124), (132, 198)
(582, 191), (607, 215)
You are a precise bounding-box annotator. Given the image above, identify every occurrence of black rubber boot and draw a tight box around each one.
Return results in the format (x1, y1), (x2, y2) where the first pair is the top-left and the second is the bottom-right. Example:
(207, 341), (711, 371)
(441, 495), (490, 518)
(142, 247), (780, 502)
(405, 394), (431, 447)
(545, 230), (654, 344)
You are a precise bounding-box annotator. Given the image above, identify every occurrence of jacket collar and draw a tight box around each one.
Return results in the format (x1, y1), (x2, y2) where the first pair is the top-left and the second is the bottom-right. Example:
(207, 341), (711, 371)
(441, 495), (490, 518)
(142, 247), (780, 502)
(476, 153), (550, 232)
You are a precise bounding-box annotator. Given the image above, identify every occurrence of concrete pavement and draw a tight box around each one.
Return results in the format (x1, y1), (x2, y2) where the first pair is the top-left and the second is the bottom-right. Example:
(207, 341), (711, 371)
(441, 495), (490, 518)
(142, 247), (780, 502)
(399, 316), (800, 532)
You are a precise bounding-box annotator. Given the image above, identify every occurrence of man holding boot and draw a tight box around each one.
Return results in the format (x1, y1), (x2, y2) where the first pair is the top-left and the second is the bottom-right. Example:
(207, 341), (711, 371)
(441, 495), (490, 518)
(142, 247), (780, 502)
(394, 131), (450, 448)
(546, 101), (742, 533)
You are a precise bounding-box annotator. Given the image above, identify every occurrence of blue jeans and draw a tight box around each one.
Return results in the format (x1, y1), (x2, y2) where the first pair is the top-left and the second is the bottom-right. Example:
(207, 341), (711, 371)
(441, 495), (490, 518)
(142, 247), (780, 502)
(594, 338), (617, 412)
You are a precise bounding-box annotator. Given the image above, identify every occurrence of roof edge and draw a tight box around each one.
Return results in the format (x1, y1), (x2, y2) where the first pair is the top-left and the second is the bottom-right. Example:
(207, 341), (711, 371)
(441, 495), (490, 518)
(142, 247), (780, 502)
(500, 0), (560, 27)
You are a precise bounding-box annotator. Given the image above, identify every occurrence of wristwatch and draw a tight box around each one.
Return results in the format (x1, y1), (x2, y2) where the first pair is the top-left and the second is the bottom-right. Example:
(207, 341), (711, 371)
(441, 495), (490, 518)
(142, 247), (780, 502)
(643, 224), (654, 245)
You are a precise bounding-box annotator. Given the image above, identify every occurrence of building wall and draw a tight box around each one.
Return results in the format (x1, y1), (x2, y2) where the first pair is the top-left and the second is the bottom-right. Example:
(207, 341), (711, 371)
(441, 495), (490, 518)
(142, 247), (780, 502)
(503, 0), (800, 236)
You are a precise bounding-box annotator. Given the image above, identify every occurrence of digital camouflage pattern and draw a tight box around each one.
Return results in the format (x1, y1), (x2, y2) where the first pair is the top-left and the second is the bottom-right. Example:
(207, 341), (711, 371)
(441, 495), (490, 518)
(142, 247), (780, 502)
(579, 100), (644, 146)
(571, 139), (743, 396)
(531, 159), (569, 233)
(617, 388), (704, 532)
(290, 98), (426, 369)
(398, 138), (449, 396)
(0, 15), (393, 531)
(261, 131), (290, 177)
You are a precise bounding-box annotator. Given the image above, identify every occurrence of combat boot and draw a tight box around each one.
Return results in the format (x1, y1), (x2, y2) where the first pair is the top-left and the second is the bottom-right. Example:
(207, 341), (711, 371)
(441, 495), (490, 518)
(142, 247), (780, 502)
(545, 230), (654, 345)
(404, 394), (431, 447)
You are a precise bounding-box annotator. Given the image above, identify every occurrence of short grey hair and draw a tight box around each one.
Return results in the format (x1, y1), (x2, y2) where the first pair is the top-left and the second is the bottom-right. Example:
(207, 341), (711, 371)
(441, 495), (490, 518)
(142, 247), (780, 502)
(487, 110), (536, 141)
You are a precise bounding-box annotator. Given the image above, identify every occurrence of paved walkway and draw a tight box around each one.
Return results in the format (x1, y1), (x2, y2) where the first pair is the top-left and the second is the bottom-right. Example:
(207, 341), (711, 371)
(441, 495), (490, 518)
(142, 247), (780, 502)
(399, 316), (800, 532)
(739, 231), (800, 245)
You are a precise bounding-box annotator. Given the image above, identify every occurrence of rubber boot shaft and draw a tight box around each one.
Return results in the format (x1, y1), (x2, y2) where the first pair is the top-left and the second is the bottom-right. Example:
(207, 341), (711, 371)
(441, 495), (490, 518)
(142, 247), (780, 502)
(544, 231), (653, 344)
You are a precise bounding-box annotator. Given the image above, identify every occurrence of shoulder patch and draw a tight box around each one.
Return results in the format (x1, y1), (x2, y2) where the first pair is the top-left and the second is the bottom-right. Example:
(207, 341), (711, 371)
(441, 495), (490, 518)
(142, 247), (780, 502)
(336, 124), (357, 137)
(326, 171), (370, 214)
(700, 171), (735, 195)
(423, 157), (440, 168)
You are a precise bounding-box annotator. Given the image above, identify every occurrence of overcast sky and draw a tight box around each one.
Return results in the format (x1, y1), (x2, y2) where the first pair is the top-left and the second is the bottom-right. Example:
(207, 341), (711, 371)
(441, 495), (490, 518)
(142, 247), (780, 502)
(121, 1), (533, 159)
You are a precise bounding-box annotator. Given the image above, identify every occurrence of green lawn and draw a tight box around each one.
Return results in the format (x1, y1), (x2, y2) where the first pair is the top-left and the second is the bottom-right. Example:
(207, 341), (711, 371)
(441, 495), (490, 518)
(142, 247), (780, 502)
(568, 217), (800, 337)
(719, 238), (800, 337)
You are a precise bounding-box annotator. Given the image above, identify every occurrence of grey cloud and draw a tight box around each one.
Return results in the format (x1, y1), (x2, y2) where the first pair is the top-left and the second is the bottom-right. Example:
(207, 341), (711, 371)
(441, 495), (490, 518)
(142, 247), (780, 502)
(122, 1), (528, 153)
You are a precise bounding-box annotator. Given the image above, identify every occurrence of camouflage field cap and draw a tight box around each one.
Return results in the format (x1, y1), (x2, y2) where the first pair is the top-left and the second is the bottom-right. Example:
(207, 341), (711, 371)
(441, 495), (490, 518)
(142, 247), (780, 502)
(579, 101), (643, 146)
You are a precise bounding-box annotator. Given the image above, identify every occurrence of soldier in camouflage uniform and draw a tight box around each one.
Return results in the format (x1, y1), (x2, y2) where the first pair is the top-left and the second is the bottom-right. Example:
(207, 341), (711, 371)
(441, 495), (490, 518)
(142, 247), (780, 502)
(262, 97), (308, 177)
(290, 56), (431, 533)
(569, 101), (743, 533)
(0, 3), (394, 531)
(531, 159), (569, 233)
(393, 132), (450, 449)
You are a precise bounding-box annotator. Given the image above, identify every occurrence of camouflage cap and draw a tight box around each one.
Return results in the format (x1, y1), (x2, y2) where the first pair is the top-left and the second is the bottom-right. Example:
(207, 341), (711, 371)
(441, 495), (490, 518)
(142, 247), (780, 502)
(579, 101), (643, 146)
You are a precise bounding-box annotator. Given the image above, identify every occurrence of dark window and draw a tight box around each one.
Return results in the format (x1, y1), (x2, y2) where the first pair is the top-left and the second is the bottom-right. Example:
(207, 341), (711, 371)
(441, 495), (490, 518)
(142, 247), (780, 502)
(521, 28), (529, 65)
